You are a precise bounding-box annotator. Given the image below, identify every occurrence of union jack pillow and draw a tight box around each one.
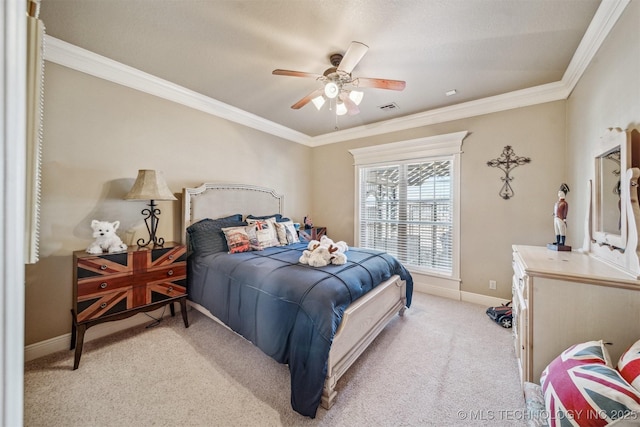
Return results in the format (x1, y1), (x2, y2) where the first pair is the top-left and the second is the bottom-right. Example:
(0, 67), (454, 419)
(618, 340), (640, 391)
(246, 218), (280, 249)
(540, 340), (640, 426)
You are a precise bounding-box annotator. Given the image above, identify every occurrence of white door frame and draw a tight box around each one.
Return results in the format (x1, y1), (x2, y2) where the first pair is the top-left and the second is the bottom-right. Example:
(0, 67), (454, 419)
(2, 0), (27, 425)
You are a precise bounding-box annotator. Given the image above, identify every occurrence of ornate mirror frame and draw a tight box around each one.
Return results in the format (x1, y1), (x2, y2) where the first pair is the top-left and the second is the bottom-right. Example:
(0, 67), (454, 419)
(586, 128), (640, 278)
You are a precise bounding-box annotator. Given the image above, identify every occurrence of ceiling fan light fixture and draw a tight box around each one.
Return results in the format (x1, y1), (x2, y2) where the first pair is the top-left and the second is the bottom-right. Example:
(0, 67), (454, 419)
(349, 90), (364, 106)
(324, 81), (339, 99)
(336, 101), (348, 116)
(311, 95), (326, 110)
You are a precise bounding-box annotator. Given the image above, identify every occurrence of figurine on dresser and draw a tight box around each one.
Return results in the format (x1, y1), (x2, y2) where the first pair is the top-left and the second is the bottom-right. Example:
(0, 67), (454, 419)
(548, 183), (571, 251)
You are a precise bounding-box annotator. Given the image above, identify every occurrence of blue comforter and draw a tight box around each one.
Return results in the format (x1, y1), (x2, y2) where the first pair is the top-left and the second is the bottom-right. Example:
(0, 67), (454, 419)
(187, 242), (413, 417)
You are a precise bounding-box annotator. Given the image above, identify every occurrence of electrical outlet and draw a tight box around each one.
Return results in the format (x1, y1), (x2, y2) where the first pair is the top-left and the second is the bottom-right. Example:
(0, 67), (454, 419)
(489, 280), (497, 290)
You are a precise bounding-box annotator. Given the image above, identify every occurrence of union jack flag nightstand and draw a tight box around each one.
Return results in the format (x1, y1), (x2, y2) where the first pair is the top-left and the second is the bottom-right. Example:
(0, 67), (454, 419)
(298, 227), (327, 242)
(71, 242), (189, 369)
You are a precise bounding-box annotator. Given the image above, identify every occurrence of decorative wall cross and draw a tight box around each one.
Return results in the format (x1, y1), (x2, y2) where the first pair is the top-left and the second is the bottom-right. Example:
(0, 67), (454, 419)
(487, 145), (531, 200)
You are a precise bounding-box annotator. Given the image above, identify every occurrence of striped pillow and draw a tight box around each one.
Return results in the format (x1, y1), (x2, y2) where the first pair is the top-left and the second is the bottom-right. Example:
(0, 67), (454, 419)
(540, 341), (640, 426)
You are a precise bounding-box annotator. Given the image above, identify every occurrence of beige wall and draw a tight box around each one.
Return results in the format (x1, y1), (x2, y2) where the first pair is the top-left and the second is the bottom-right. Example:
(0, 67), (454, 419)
(566, 0), (640, 248)
(310, 102), (566, 299)
(24, 63), (312, 345)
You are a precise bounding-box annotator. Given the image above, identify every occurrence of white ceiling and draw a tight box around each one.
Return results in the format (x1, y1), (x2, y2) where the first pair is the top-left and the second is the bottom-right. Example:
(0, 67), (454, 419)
(39, 0), (605, 141)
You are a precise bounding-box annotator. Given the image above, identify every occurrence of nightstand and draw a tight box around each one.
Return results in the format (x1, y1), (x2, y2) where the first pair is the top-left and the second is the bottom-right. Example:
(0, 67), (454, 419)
(71, 242), (188, 369)
(298, 227), (327, 242)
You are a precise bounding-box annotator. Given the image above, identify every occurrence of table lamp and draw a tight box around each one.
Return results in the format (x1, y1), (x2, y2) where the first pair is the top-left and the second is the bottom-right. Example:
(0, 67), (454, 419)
(124, 169), (177, 248)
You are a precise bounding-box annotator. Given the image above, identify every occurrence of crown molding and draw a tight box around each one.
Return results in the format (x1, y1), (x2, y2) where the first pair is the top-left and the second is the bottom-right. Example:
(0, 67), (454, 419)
(43, 0), (626, 147)
(561, 0), (630, 93)
(308, 81), (569, 147)
(44, 36), (312, 146)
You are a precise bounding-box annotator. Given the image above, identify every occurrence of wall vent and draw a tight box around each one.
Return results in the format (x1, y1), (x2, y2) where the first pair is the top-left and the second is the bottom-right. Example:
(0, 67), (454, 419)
(378, 102), (399, 111)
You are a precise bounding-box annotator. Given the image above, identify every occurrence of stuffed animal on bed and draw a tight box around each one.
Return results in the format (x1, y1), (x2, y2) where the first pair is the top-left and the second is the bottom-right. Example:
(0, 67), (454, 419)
(298, 236), (348, 267)
(86, 219), (128, 254)
(298, 239), (321, 265)
(320, 236), (348, 254)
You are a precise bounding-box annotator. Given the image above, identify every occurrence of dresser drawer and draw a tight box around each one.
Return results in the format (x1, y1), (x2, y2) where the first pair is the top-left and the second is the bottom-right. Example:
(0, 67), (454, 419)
(142, 264), (186, 283)
(77, 274), (133, 297)
(76, 287), (132, 322)
(148, 245), (187, 269)
(147, 280), (187, 303)
(76, 252), (133, 277)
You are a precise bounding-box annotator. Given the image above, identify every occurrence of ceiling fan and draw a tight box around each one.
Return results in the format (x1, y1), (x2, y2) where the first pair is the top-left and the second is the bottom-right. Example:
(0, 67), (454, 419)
(272, 41), (406, 116)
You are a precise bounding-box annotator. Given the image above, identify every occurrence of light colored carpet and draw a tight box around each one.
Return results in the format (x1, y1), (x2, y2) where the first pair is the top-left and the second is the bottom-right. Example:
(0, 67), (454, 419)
(24, 293), (526, 426)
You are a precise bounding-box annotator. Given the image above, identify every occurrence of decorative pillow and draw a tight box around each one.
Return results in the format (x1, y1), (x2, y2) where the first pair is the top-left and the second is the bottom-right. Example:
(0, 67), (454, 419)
(246, 214), (291, 223)
(540, 340), (640, 426)
(275, 221), (300, 245)
(245, 217), (280, 249)
(186, 214), (245, 255)
(221, 226), (252, 253)
(618, 340), (640, 390)
(246, 213), (283, 222)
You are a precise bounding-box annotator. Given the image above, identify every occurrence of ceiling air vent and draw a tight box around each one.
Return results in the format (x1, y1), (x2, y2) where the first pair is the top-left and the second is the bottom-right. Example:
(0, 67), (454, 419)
(378, 102), (399, 112)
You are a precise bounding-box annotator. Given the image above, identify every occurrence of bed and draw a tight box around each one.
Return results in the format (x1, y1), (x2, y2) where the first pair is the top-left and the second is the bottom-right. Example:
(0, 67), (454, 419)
(181, 183), (413, 418)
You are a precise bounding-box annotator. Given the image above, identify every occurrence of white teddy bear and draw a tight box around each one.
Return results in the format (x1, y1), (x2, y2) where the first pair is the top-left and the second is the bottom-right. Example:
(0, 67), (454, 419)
(320, 236), (348, 255)
(308, 245), (334, 267)
(298, 236), (349, 267)
(86, 220), (128, 254)
(298, 239), (321, 265)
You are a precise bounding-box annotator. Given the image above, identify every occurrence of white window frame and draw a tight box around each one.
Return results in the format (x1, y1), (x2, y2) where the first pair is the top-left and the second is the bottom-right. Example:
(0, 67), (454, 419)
(350, 131), (467, 285)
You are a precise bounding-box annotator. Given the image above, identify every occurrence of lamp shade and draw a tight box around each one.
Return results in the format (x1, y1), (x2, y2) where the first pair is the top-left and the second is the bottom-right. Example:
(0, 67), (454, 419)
(311, 95), (326, 110)
(324, 81), (339, 99)
(349, 90), (364, 106)
(124, 170), (177, 201)
(336, 101), (348, 116)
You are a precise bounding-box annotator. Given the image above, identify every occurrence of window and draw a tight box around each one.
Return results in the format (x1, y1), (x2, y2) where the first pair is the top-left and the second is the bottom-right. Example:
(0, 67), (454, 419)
(358, 160), (453, 273)
(350, 131), (467, 279)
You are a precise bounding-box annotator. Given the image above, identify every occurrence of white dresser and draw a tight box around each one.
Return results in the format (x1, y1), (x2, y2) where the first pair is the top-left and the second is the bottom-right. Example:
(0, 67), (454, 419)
(512, 244), (640, 384)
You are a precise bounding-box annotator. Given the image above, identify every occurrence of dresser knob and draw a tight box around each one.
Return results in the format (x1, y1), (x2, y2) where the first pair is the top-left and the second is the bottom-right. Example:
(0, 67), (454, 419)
(100, 303), (107, 309)
(169, 255), (174, 260)
(168, 286), (173, 292)
(100, 264), (107, 270)
(100, 282), (107, 289)
(167, 270), (173, 276)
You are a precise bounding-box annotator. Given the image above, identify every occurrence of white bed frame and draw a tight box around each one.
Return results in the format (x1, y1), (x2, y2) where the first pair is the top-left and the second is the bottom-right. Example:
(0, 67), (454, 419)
(182, 183), (407, 410)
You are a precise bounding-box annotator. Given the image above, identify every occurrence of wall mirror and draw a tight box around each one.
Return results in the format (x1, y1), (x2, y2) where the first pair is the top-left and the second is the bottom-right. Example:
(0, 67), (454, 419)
(589, 128), (640, 277)
(592, 128), (632, 250)
(595, 144), (623, 244)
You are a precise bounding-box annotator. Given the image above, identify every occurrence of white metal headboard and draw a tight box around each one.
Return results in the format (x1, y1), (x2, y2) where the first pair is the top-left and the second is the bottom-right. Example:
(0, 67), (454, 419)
(182, 183), (284, 244)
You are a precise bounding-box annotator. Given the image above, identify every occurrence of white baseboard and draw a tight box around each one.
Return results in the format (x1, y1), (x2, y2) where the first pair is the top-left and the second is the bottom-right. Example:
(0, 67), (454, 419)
(415, 283), (509, 307)
(415, 283), (461, 300)
(24, 306), (180, 363)
(460, 290), (510, 307)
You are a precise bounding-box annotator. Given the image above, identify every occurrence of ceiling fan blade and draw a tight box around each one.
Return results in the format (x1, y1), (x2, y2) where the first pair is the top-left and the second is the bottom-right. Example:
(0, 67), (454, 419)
(337, 41), (369, 74)
(354, 77), (406, 91)
(339, 92), (360, 116)
(272, 69), (321, 79)
(291, 88), (323, 109)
